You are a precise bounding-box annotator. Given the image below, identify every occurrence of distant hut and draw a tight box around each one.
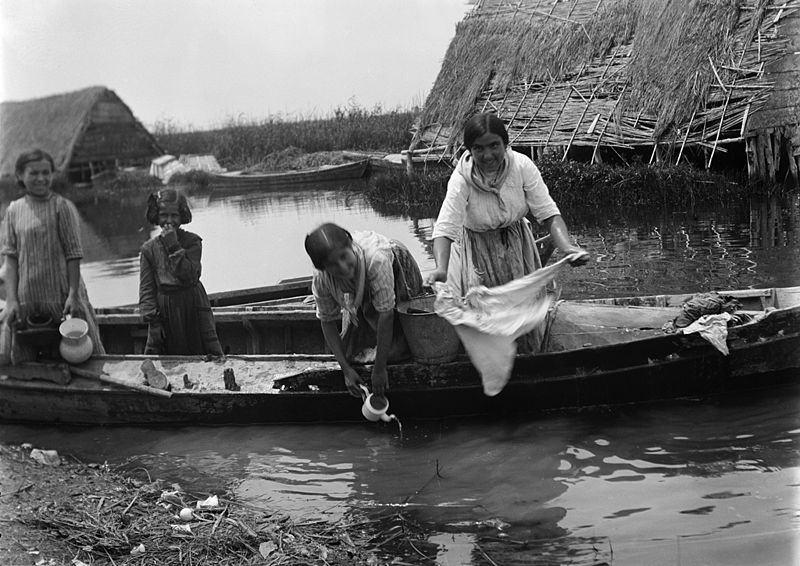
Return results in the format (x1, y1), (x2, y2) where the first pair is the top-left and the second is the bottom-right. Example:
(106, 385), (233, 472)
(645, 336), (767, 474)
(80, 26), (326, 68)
(0, 86), (164, 183)
(411, 0), (800, 185)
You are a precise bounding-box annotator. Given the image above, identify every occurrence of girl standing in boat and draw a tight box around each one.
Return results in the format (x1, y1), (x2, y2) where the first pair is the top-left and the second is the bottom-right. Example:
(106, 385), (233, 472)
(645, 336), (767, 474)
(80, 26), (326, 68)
(305, 223), (424, 398)
(0, 149), (105, 364)
(139, 189), (223, 356)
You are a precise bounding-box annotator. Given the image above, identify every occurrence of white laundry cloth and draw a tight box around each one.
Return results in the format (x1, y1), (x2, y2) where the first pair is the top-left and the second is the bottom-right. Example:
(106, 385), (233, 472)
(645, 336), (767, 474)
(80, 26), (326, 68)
(680, 312), (732, 355)
(434, 252), (587, 396)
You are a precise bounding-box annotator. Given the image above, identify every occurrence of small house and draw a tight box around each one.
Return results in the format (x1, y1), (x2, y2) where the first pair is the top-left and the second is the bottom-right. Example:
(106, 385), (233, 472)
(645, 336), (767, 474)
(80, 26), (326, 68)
(0, 86), (164, 183)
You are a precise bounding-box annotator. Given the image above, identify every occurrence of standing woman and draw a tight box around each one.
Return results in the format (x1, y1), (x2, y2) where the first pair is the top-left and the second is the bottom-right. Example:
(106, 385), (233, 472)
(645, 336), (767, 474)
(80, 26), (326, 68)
(0, 149), (105, 364)
(426, 112), (588, 293)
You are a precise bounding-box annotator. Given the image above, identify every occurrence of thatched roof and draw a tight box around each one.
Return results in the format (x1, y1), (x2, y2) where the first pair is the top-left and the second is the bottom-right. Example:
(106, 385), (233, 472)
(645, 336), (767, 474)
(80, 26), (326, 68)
(413, 0), (800, 167)
(0, 86), (162, 178)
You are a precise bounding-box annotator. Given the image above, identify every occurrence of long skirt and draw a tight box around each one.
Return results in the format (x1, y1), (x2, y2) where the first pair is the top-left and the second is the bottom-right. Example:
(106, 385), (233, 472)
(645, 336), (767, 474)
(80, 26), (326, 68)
(146, 283), (223, 356)
(343, 240), (424, 363)
(446, 218), (551, 353)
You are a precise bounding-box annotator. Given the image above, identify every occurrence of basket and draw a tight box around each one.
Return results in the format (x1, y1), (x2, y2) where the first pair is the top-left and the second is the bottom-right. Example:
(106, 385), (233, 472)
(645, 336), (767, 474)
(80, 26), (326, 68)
(396, 295), (461, 364)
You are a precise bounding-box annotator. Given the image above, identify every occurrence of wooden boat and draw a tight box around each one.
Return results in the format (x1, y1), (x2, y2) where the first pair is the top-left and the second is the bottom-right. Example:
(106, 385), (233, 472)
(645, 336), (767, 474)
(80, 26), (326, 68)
(1, 286), (798, 425)
(109, 276), (313, 311)
(209, 159), (369, 189)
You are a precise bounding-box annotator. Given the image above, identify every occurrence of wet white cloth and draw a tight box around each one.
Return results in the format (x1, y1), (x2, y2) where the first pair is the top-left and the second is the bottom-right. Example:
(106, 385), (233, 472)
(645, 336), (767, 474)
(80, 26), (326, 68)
(680, 312), (732, 355)
(434, 253), (585, 396)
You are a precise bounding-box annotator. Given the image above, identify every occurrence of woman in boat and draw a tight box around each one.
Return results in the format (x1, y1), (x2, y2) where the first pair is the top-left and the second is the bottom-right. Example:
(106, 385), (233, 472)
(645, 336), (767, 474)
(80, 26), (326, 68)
(426, 113), (588, 292)
(425, 113), (588, 350)
(139, 189), (223, 356)
(0, 149), (105, 364)
(305, 223), (424, 398)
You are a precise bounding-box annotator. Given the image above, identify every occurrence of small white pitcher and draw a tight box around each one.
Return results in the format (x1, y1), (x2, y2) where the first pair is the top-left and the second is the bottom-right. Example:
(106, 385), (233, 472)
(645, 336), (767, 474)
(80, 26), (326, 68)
(359, 384), (395, 422)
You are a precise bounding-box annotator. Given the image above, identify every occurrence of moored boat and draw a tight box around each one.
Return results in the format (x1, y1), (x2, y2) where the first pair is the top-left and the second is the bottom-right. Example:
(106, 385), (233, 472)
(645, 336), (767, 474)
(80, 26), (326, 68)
(1, 286), (798, 425)
(209, 159), (369, 189)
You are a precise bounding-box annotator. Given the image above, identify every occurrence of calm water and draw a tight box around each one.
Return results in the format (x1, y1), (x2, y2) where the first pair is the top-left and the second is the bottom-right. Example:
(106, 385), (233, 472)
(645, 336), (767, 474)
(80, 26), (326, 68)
(1, 385), (798, 565)
(73, 183), (800, 307)
(2, 183), (800, 565)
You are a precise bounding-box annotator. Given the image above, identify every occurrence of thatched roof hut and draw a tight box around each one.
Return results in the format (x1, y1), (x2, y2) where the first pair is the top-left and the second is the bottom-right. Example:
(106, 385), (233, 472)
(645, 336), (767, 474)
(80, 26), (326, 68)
(412, 0), (800, 184)
(0, 86), (163, 183)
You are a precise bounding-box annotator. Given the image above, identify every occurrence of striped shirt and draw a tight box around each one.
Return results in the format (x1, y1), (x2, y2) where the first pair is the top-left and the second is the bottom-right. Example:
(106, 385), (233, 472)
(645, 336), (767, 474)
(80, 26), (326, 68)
(432, 149), (561, 241)
(2, 193), (83, 308)
(313, 231), (396, 323)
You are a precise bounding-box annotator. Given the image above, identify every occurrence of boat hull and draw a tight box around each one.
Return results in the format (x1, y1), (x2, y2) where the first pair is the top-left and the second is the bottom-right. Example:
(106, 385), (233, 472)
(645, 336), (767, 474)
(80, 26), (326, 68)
(1, 304), (797, 425)
(209, 160), (368, 189)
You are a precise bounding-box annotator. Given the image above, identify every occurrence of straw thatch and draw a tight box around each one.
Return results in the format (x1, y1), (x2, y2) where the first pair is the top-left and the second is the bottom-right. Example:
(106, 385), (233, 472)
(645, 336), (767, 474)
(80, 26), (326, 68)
(412, 0), (800, 182)
(0, 86), (163, 183)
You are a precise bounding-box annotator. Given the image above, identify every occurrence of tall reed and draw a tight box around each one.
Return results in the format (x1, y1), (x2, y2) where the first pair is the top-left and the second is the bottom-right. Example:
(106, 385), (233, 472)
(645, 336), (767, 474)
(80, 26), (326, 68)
(154, 104), (416, 170)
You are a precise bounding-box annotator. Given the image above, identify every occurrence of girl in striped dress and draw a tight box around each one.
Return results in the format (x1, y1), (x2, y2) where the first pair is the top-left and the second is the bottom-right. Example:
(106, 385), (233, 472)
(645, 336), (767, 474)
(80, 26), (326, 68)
(0, 149), (105, 364)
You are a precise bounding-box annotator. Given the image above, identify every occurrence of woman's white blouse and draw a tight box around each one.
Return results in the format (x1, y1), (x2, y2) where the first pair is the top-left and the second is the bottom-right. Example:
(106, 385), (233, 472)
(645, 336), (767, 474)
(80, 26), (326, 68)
(432, 150), (561, 240)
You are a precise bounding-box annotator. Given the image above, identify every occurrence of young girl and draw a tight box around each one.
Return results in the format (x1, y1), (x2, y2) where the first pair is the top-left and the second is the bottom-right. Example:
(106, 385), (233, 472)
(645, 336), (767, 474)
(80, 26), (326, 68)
(304, 223), (424, 398)
(139, 189), (223, 356)
(0, 149), (105, 364)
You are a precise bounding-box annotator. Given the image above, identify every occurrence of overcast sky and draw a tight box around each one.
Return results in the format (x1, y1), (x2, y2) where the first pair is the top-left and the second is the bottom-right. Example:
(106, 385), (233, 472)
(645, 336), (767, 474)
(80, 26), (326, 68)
(0, 0), (470, 129)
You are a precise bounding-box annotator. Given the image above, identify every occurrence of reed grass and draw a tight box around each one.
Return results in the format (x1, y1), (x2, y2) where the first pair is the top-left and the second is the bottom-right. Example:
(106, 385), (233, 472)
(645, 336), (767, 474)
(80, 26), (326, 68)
(362, 155), (766, 216)
(154, 104), (416, 171)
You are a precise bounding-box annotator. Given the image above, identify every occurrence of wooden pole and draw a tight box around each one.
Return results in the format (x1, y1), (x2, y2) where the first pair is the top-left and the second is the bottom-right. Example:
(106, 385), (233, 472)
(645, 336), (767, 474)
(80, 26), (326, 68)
(70, 366), (173, 398)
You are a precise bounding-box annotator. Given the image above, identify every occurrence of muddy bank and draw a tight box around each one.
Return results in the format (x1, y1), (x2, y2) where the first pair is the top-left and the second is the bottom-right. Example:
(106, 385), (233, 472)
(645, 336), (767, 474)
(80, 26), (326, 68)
(0, 443), (432, 565)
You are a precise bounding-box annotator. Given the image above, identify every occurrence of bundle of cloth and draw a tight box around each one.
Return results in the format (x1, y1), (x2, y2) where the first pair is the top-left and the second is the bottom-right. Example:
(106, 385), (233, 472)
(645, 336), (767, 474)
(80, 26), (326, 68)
(662, 291), (751, 355)
(433, 252), (587, 396)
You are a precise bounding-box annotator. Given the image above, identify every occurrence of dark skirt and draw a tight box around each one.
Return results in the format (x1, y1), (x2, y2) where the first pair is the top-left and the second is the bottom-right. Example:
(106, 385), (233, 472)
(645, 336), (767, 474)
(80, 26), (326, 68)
(146, 283), (223, 356)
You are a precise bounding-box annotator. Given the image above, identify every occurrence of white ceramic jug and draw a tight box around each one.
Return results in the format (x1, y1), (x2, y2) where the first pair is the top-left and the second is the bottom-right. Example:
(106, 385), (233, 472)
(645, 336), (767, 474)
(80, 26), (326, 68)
(58, 316), (93, 364)
(359, 384), (395, 422)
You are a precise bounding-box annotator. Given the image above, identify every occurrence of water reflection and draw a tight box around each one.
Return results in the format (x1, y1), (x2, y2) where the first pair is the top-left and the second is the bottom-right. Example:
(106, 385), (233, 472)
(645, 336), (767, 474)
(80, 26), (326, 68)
(2, 383), (797, 565)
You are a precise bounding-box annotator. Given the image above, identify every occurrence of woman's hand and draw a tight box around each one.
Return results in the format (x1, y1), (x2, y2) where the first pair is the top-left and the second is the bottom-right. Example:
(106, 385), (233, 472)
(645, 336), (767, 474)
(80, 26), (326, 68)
(564, 246), (590, 266)
(342, 364), (365, 398)
(425, 267), (448, 287)
(1, 299), (19, 327)
(63, 293), (83, 318)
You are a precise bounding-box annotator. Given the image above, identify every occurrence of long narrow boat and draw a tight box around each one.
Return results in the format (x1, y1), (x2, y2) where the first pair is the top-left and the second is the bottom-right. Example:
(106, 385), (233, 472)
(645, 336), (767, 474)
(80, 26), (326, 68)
(1, 286), (798, 425)
(209, 159), (369, 189)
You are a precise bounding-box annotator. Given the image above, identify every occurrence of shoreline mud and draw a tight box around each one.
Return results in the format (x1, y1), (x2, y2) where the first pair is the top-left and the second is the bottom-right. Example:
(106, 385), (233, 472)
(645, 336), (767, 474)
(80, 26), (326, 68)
(0, 443), (431, 565)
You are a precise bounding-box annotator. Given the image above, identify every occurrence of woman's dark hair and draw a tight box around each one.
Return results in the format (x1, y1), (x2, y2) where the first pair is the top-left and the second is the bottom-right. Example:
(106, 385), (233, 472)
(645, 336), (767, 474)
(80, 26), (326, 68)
(15, 149), (56, 188)
(145, 188), (192, 225)
(304, 223), (353, 270)
(463, 113), (509, 149)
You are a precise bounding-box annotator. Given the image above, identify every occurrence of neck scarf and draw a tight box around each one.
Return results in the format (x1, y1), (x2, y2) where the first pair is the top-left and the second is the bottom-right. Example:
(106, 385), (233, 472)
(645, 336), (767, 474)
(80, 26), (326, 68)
(339, 242), (367, 338)
(456, 148), (511, 195)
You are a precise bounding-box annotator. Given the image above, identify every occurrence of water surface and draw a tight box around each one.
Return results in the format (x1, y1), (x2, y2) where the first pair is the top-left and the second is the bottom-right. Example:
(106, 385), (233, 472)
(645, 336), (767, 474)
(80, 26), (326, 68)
(2, 183), (799, 565)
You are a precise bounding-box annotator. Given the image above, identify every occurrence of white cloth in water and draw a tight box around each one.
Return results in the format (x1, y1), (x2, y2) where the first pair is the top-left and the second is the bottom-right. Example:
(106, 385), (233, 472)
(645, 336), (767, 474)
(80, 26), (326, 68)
(680, 312), (732, 355)
(434, 253), (586, 396)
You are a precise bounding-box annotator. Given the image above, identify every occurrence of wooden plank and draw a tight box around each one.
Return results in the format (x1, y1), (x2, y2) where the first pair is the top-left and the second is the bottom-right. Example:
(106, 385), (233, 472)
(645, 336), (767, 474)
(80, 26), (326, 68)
(0, 363), (71, 385)
(763, 131), (776, 182)
(70, 366), (173, 398)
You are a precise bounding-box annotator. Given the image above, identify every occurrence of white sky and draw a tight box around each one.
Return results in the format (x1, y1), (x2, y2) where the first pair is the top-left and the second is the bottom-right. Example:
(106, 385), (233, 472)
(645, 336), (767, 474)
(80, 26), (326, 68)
(0, 0), (470, 129)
